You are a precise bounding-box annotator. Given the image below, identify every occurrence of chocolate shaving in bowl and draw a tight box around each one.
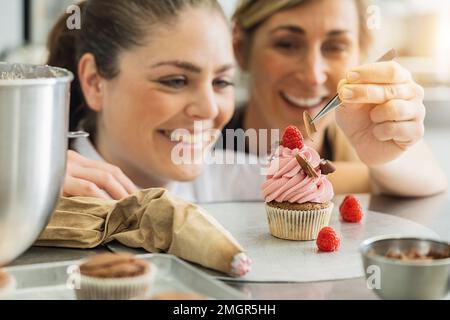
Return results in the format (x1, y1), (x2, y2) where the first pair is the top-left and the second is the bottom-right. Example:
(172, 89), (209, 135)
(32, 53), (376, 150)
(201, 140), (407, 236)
(319, 160), (336, 175)
(385, 247), (450, 261)
(295, 154), (319, 178)
(303, 112), (317, 141)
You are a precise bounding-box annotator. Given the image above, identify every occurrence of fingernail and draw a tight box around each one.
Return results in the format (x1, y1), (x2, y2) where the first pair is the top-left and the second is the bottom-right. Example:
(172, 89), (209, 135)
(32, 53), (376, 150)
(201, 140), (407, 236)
(341, 88), (354, 99)
(347, 71), (360, 82)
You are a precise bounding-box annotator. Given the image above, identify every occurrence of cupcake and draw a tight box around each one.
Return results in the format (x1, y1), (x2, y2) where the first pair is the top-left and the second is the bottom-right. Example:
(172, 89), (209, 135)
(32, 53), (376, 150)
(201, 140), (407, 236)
(0, 269), (16, 299)
(261, 125), (335, 240)
(75, 253), (156, 300)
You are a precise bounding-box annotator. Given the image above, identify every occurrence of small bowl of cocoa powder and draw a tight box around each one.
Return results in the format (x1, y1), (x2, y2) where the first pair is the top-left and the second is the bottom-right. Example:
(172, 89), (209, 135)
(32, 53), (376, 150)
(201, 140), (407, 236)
(360, 236), (450, 300)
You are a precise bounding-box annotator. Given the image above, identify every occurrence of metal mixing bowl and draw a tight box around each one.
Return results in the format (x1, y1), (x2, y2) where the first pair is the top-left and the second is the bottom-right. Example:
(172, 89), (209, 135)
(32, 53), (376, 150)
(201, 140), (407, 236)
(360, 236), (450, 300)
(0, 62), (73, 266)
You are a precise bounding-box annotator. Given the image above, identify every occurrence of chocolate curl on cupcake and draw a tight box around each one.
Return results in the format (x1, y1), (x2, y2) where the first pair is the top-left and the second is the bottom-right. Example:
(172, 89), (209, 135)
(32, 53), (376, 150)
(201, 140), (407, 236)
(36, 188), (251, 277)
(295, 154), (319, 178)
(295, 155), (336, 177)
(319, 160), (336, 175)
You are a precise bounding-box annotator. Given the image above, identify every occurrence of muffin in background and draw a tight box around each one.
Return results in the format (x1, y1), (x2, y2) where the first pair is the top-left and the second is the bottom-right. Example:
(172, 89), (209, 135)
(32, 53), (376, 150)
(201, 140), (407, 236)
(75, 253), (156, 300)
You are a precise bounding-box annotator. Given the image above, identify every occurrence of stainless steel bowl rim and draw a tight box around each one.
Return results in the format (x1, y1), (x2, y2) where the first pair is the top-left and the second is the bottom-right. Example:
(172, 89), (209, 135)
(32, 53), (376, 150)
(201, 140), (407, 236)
(0, 64), (73, 86)
(360, 234), (450, 266)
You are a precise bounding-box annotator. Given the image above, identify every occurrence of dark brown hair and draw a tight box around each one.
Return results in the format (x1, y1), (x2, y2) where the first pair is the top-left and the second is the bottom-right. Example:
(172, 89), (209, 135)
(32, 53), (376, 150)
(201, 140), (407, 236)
(47, 0), (225, 132)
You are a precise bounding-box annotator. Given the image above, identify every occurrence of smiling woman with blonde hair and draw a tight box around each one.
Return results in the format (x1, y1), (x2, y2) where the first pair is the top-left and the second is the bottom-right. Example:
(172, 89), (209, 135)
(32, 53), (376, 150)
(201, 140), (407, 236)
(224, 0), (447, 196)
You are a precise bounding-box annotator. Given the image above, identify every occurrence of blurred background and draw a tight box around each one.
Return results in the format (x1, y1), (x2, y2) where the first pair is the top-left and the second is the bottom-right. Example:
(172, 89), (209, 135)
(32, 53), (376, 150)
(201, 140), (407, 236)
(0, 0), (449, 174)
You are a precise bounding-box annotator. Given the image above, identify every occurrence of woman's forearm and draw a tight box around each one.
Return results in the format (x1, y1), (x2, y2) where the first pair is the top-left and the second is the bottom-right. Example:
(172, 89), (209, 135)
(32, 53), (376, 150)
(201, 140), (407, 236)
(368, 140), (448, 197)
(328, 162), (371, 195)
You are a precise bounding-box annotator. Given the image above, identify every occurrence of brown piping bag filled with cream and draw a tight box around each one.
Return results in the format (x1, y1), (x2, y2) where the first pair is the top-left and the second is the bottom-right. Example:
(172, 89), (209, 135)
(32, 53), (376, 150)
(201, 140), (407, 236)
(36, 188), (251, 277)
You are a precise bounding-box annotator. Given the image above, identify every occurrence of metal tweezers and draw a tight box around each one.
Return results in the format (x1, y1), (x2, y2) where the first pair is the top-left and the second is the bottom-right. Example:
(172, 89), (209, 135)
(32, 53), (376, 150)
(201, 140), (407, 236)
(310, 49), (397, 124)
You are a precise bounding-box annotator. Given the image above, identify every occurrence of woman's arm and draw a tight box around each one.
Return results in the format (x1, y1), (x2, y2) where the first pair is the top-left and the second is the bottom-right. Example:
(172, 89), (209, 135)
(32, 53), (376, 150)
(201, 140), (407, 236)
(368, 140), (448, 197)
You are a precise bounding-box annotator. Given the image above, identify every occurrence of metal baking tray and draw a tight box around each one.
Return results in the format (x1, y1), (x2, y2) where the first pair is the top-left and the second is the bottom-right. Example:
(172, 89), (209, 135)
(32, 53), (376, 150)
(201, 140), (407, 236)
(4, 253), (246, 300)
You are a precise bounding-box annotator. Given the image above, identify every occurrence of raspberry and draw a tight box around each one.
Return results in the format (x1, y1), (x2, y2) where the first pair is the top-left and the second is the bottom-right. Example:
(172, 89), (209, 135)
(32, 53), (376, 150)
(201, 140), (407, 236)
(281, 125), (304, 150)
(339, 195), (363, 223)
(316, 227), (340, 252)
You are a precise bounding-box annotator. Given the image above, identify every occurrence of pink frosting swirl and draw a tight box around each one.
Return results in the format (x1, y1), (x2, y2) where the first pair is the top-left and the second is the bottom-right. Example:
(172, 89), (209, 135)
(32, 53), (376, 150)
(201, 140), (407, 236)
(261, 146), (334, 203)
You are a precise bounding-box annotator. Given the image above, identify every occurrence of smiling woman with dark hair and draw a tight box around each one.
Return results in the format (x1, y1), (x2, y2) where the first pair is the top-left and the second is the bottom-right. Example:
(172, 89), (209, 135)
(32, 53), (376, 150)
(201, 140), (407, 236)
(48, 0), (265, 202)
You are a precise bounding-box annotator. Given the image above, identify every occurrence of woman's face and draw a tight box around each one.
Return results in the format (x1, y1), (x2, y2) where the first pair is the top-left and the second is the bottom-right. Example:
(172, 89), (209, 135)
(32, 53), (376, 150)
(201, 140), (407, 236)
(97, 8), (235, 185)
(244, 0), (361, 134)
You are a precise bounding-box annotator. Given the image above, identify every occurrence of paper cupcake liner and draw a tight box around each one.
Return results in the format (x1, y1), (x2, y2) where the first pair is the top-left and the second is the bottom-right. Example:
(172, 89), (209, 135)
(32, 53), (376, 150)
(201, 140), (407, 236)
(265, 203), (333, 241)
(75, 265), (157, 300)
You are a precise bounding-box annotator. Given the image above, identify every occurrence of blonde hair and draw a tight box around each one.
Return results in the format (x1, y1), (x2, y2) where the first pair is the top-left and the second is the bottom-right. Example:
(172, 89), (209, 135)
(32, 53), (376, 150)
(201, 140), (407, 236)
(233, 0), (372, 56)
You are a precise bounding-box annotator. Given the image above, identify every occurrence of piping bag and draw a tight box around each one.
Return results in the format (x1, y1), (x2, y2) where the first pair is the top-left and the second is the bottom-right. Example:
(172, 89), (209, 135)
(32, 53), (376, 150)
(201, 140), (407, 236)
(36, 188), (251, 277)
